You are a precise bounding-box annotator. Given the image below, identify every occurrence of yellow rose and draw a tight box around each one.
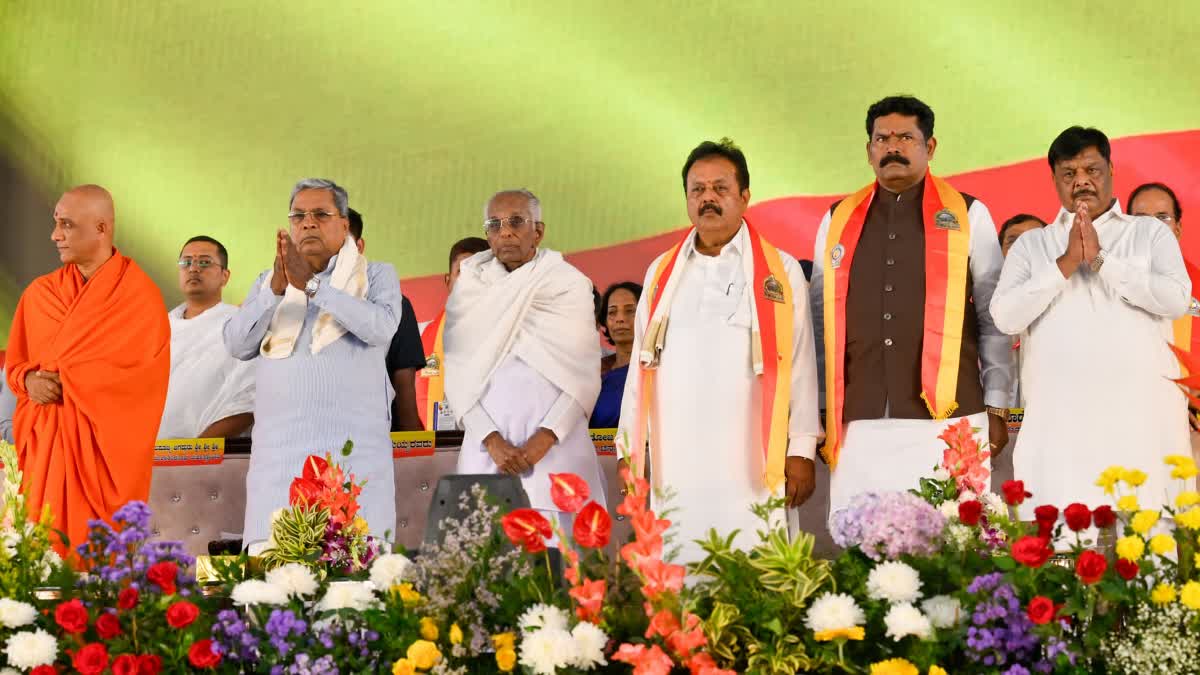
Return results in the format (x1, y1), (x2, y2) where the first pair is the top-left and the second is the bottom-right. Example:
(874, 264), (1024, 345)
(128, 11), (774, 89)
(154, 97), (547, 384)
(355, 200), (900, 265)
(419, 617), (439, 641)
(449, 623), (463, 645)
(870, 659), (918, 675)
(1096, 466), (1124, 495)
(1177, 491), (1200, 509)
(391, 659), (416, 675)
(492, 632), (516, 652)
(392, 582), (423, 606)
(1121, 469), (1148, 487)
(1116, 536), (1145, 562)
(496, 647), (517, 672)
(1181, 581), (1200, 611)
(1117, 495), (1139, 512)
(1130, 510), (1160, 535)
(406, 640), (442, 670)
(1151, 583), (1177, 605)
(1148, 533), (1176, 555)
(1177, 507), (1200, 531)
(813, 626), (865, 641)
(929, 667), (948, 675)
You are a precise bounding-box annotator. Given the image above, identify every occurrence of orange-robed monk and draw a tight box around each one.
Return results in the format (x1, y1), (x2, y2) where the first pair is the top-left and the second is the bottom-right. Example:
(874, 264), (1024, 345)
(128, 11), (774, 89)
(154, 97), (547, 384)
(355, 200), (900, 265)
(4, 185), (170, 556)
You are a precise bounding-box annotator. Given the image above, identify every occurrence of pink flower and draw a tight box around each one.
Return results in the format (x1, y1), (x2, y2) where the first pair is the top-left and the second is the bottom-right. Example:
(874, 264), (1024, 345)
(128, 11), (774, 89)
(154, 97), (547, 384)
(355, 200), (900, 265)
(613, 644), (675, 675)
(638, 558), (686, 600)
(569, 578), (606, 623)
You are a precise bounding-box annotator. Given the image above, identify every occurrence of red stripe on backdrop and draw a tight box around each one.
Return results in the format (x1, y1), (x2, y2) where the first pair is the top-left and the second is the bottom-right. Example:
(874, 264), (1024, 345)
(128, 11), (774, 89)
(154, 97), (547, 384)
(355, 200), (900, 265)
(402, 130), (1200, 321)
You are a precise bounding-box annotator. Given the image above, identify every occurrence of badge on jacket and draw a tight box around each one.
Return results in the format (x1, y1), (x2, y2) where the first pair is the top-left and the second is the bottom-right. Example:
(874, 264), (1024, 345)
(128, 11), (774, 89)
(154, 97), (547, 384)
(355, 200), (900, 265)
(421, 353), (441, 377)
(934, 208), (961, 231)
(830, 243), (845, 269)
(763, 275), (785, 303)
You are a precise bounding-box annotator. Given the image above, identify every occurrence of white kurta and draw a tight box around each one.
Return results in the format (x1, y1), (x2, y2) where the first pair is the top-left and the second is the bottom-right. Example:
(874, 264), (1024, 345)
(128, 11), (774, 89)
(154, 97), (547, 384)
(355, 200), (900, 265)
(809, 192), (1013, 518)
(158, 303), (256, 439)
(617, 225), (821, 565)
(991, 202), (1191, 514)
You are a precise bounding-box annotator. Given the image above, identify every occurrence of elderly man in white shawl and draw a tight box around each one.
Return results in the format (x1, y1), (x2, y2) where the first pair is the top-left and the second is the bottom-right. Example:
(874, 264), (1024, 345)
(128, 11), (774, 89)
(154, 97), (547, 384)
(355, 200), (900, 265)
(158, 235), (255, 440)
(445, 189), (607, 529)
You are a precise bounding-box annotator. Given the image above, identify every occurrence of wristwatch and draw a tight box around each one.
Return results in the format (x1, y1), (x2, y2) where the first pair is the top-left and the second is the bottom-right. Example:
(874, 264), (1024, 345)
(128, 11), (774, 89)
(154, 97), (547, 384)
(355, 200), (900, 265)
(985, 406), (1008, 419)
(1089, 249), (1106, 273)
(304, 276), (321, 298)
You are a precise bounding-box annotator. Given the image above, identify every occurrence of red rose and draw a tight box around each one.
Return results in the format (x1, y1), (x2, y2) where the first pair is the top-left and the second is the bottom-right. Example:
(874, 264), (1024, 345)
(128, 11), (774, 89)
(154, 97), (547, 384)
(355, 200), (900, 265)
(31, 667), (58, 675)
(72, 643), (110, 675)
(958, 500), (983, 526)
(500, 508), (553, 553)
(1092, 505), (1117, 529)
(1026, 595), (1055, 625)
(1063, 503), (1092, 531)
(1116, 558), (1139, 580)
(54, 598), (89, 634)
(146, 561), (178, 595)
(95, 611), (122, 639)
(573, 501), (613, 548)
(1034, 505), (1058, 538)
(1002, 480), (1031, 506)
(1075, 550), (1108, 585)
(117, 587), (140, 610)
(137, 654), (163, 675)
(111, 654), (138, 675)
(1011, 535), (1052, 568)
(166, 600), (200, 629)
(188, 639), (221, 670)
(549, 473), (590, 513)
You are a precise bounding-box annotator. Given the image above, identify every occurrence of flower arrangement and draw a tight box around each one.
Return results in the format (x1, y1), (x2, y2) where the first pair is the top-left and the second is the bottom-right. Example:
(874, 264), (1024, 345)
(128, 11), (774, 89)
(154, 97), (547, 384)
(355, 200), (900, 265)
(259, 443), (382, 575)
(0, 441), (64, 600)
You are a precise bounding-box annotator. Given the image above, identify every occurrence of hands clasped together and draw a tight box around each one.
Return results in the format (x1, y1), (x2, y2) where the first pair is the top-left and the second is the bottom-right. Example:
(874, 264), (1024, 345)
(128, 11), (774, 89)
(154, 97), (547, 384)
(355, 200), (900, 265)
(484, 428), (558, 475)
(270, 230), (315, 296)
(1057, 201), (1103, 279)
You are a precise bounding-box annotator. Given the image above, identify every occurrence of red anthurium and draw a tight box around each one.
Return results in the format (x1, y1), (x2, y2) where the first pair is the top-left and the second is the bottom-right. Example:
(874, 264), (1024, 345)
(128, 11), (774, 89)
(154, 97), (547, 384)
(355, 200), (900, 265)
(1075, 550), (1107, 584)
(569, 578), (607, 623)
(500, 508), (553, 553)
(1011, 536), (1052, 568)
(958, 500), (983, 526)
(1027, 596), (1055, 625)
(1002, 480), (1032, 506)
(1063, 503), (1092, 531)
(288, 477), (323, 507)
(301, 454), (330, 481)
(549, 473), (590, 513)
(573, 501), (612, 549)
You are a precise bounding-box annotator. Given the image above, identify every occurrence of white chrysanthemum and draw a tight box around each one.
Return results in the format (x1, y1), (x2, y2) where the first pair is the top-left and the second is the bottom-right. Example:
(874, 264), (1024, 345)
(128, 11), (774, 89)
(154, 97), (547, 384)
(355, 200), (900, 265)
(866, 561), (923, 604)
(921, 595), (961, 629)
(518, 603), (570, 635)
(981, 491), (1007, 517)
(368, 553), (412, 590)
(804, 593), (866, 633)
(265, 563), (318, 598)
(519, 628), (576, 675)
(4, 628), (57, 669)
(231, 579), (290, 606)
(0, 599), (37, 628)
(571, 622), (609, 669)
(884, 604), (932, 641)
(938, 500), (959, 519)
(315, 580), (376, 612)
(957, 490), (977, 503)
(932, 467), (951, 481)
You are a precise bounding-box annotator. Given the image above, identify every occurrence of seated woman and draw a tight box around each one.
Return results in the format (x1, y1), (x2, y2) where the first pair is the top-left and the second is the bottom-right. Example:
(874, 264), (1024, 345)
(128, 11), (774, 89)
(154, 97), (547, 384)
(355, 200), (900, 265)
(591, 281), (642, 428)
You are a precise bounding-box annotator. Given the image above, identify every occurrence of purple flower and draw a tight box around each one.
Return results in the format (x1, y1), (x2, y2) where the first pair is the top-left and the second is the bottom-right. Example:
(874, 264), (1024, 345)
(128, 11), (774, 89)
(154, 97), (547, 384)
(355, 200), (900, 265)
(831, 491), (946, 560)
(965, 575), (1041, 670)
(265, 609), (307, 657)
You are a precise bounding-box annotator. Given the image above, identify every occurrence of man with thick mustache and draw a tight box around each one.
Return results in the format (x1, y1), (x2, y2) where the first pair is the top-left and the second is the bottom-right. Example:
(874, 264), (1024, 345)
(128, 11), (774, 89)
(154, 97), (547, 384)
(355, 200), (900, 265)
(224, 178), (400, 547)
(993, 128), (1191, 515)
(811, 96), (1012, 518)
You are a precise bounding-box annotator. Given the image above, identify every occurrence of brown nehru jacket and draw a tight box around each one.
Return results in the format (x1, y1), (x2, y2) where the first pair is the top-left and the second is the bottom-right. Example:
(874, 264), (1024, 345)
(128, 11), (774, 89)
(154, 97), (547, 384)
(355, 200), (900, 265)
(838, 179), (984, 422)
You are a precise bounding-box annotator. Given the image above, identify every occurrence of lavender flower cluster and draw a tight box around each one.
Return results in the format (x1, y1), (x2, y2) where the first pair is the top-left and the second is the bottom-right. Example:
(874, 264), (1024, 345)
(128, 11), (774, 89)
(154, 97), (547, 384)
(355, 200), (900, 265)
(77, 500), (194, 592)
(211, 607), (381, 673)
(965, 572), (1069, 675)
(830, 491), (946, 560)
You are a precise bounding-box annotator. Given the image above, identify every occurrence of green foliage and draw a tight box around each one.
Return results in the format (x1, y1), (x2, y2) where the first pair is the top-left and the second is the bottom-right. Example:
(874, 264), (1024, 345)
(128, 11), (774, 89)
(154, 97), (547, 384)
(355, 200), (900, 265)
(259, 507), (329, 571)
(0, 441), (68, 600)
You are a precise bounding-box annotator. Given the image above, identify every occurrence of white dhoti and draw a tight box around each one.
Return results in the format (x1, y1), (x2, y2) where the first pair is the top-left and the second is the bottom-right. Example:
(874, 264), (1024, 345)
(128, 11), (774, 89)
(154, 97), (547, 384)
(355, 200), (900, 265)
(829, 412), (989, 521)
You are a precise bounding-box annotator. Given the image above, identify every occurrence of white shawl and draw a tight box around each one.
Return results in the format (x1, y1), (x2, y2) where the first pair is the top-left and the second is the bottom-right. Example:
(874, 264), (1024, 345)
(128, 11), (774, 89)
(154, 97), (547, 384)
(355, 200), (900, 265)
(260, 235), (368, 358)
(443, 248), (601, 422)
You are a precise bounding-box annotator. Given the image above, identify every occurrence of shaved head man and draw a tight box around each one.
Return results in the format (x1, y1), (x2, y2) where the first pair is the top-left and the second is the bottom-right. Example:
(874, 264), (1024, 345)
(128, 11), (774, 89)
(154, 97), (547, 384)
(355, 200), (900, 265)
(6, 185), (170, 558)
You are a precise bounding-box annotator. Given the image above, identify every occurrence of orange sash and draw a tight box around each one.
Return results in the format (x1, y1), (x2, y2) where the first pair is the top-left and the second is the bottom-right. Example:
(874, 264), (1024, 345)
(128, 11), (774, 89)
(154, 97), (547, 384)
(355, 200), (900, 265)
(630, 220), (793, 493)
(415, 310), (446, 431)
(820, 172), (971, 469)
(1172, 261), (1200, 372)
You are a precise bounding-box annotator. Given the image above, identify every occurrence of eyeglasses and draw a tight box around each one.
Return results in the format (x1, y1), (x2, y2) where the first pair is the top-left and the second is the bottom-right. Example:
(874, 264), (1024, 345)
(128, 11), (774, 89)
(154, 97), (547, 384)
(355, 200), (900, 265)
(871, 132), (922, 147)
(483, 215), (540, 234)
(288, 209), (340, 225)
(1149, 213), (1177, 224)
(177, 256), (221, 270)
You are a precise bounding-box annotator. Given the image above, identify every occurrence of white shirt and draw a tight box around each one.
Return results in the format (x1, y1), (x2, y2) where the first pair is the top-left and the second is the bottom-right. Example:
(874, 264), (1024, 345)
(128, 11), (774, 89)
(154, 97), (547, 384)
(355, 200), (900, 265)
(159, 303), (256, 439)
(991, 200), (1190, 512)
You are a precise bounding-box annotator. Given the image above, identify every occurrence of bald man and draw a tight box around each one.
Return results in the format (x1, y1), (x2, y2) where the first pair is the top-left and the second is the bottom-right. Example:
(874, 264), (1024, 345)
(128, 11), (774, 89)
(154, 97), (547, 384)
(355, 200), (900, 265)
(4, 185), (170, 557)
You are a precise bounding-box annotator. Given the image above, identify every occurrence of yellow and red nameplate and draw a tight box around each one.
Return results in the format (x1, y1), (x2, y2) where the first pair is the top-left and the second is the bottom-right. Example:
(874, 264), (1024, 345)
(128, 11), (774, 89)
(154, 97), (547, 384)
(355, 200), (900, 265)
(1007, 408), (1024, 435)
(821, 171), (971, 469)
(153, 438), (225, 466)
(391, 431), (437, 458)
(590, 428), (617, 456)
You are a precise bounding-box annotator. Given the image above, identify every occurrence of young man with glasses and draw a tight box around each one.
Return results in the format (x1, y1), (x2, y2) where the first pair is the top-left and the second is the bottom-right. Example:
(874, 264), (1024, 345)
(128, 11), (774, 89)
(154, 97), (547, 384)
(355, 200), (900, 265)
(157, 235), (255, 440)
(444, 189), (607, 534)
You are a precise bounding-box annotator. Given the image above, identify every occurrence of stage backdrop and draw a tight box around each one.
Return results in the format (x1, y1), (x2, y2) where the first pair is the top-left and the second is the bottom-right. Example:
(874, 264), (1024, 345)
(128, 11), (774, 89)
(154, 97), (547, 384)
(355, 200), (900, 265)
(1, 0), (1198, 346)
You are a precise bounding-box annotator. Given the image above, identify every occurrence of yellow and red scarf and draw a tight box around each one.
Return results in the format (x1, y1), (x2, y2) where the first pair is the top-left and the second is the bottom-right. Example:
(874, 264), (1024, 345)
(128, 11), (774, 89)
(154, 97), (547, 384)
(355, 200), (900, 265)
(415, 310), (446, 431)
(629, 220), (793, 493)
(1172, 261), (1200, 369)
(821, 171), (971, 469)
